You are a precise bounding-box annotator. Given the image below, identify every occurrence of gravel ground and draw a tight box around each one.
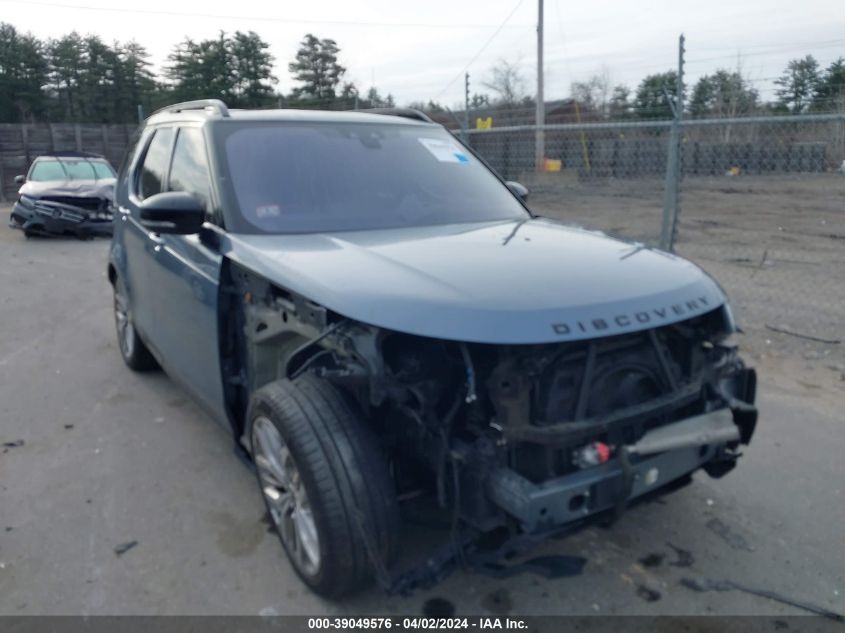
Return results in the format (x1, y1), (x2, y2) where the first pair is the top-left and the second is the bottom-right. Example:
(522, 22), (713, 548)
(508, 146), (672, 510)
(0, 199), (842, 618)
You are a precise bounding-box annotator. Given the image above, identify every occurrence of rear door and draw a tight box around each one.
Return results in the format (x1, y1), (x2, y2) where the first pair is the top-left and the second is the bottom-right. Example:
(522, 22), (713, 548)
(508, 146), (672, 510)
(145, 125), (226, 423)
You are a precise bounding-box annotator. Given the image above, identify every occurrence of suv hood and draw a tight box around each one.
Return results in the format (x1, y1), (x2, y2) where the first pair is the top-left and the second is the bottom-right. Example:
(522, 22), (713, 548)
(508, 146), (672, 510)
(222, 218), (727, 344)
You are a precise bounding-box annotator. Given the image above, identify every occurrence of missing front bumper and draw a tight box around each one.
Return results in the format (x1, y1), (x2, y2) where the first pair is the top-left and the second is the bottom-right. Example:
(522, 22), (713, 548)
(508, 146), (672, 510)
(487, 406), (752, 533)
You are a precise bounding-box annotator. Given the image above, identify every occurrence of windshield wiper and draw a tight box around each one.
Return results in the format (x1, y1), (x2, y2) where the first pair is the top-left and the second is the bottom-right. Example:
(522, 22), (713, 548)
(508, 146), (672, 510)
(502, 218), (530, 246)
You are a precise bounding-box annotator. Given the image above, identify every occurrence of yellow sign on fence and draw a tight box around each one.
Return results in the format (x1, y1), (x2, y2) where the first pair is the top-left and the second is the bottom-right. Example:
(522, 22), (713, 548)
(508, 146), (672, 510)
(475, 117), (492, 129)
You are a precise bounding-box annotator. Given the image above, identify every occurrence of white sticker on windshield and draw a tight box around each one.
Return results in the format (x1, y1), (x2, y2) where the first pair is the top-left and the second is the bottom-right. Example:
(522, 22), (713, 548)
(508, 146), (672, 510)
(418, 138), (470, 164)
(256, 203), (281, 218)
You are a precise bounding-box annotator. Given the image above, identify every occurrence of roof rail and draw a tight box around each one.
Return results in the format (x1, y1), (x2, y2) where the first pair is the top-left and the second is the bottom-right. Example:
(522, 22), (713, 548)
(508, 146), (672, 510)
(150, 99), (230, 119)
(356, 108), (434, 123)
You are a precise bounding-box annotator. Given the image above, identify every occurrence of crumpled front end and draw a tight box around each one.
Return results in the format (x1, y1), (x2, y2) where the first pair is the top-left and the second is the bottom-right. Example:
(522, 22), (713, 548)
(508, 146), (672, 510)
(225, 265), (759, 591)
(10, 196), (114, 238)
(485, 369), (756, 533)
(291, 302), (757, 535)
(457, 306), (757, 534)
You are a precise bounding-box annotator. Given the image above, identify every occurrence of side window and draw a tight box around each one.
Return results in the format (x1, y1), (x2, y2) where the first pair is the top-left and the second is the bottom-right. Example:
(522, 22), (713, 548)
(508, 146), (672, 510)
(138, 127), (174, 200)
(117, 129), (143, 201)
(119, 129), (142, 180)
(167, 127), (212, 212)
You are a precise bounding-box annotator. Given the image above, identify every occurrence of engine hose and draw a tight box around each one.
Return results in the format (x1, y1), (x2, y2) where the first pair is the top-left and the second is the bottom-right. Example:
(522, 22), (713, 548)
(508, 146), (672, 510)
(459, 343), (477, 403)
(288, 319), (348, 379)
(436, 393), (464, 508)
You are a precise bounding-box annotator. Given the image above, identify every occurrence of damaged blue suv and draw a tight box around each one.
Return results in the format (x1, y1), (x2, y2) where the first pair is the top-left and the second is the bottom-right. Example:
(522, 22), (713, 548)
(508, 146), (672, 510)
(109, 99), (757, 597)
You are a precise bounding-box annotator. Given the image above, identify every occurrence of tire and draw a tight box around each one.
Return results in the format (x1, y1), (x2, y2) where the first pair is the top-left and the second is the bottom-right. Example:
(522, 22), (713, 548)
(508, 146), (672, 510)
(112, 275), (158, 371)
(246, 373), (399, 598)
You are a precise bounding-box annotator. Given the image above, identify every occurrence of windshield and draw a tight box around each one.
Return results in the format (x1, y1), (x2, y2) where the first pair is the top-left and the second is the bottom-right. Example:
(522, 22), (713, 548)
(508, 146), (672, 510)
(220, 122), (529, 234)
(29, 159), (115, 182)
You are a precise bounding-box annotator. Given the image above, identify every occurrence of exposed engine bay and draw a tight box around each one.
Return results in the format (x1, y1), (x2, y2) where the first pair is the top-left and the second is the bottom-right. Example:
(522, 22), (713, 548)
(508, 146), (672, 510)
(222, 264), (757, 552)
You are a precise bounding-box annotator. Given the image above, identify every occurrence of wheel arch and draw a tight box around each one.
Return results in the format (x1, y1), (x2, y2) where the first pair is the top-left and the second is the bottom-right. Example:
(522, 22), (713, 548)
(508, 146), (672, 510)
(218, 258), (328, 451)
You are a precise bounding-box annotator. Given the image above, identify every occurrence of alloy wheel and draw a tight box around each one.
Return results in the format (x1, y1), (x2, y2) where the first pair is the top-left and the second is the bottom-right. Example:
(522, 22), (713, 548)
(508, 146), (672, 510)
(252, 416), (321, 576)
(113, 281), (135, 359)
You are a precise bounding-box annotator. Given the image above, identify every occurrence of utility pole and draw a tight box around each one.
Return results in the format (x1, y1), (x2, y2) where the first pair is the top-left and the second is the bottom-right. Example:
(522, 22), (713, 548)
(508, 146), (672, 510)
(535, 0), (545, 172)
(669, 33), (685, 250)
(660, 33), (685, 251)
(463, 73), (471, 144)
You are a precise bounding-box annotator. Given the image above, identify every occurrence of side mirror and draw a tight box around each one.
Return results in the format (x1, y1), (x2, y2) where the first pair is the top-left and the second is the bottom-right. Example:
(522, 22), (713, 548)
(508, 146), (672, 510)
(14, 175), (25, 185)
(506, 181), (529, 202)
(139, 191), (205, 235)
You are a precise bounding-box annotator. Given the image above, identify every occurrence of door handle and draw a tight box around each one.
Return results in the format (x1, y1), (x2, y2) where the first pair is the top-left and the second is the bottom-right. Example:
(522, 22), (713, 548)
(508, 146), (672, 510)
(146, 232), (165, 254)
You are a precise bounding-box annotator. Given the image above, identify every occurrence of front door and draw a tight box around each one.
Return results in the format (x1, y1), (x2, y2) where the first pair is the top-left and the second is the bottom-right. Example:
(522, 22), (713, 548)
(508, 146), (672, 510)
(121, 126), (175, 347)
(144, 125), (226, 424)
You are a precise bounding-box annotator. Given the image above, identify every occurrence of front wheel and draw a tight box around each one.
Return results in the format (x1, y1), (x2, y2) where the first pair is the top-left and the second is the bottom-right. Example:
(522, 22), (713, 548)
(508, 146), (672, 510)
(247, 374), (399, 598)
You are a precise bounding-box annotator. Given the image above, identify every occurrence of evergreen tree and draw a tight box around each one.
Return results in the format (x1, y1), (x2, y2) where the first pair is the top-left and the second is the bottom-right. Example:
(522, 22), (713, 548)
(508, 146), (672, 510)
(633, 71), (682, 119)
(333, 81), (359, 109)
(79, 35), (118, 122)
(688, 70), (758, 118)
(200, 32), (236, 103)
(812, 57), (845, 112)
(231, 31), (276, 107)
(288, 34), (346, 103)
(165, 38), (194, 101)
(166, 31), (275, 108)
(0, 23), (48, 122)
(775, 55), (820, 114)
(364, 86), (386, 107)
(47, 32), (85, 120)
(115, 41), (158, 121)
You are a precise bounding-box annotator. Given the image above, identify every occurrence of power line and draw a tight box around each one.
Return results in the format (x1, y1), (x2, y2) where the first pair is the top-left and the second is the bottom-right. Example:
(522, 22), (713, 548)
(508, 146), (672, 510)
(693, 37), (845, 53)
(434, 0), (526, 101)
(687, 40), (845, 65)
(0, 0), (535, 30)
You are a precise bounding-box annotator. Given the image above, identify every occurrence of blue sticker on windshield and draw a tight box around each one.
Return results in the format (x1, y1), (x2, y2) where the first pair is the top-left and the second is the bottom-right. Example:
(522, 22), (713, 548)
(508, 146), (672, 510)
(419, 138), (471, 164)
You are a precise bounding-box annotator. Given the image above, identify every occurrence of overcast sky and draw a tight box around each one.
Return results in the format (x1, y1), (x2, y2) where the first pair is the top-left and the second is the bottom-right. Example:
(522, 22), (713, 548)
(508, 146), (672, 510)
(2, 0), (844, 106)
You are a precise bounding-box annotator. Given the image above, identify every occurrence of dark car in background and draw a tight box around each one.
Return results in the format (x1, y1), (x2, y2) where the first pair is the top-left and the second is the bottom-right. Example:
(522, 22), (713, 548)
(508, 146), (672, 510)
(10, 151), (116, 238)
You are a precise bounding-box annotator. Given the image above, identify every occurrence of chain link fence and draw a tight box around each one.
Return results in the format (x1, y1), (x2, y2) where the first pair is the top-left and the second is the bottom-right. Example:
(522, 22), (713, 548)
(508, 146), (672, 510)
(468, 120), (674, 245)
(464, 113), (845, 370)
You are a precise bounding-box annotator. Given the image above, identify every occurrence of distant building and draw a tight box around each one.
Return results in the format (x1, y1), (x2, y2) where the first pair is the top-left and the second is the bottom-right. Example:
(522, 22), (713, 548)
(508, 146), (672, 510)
(427, 99), (599, 129)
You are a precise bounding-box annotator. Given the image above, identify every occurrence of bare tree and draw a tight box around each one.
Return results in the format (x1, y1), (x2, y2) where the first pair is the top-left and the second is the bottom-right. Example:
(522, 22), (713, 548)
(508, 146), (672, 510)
(570, 68), (612, 116)
(483, 58), (526, 109)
